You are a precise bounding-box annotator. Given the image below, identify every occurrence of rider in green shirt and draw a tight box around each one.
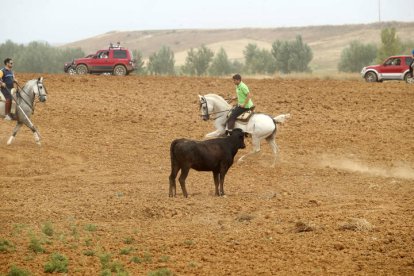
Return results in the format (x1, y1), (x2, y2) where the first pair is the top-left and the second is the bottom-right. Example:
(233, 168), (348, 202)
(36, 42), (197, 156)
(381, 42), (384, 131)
(227, 74), (254, 133)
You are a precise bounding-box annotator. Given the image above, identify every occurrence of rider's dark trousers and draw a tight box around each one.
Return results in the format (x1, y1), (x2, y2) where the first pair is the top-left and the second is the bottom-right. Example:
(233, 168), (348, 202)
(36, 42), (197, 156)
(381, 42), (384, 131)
(1, 87), (12, 115)
(227, 106), (249, 130)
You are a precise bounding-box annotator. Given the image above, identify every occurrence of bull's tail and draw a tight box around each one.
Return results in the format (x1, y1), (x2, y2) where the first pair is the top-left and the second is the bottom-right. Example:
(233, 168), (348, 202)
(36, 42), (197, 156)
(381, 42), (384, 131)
(273, 113), (291, 124)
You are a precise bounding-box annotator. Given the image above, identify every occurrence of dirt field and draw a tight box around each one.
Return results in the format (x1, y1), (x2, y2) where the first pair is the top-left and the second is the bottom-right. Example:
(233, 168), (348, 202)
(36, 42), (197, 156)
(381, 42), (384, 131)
(0, 74), (413, 275)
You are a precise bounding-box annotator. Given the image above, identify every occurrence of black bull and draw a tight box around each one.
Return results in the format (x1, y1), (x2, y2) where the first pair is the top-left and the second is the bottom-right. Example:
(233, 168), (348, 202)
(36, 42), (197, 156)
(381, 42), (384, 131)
(169, 129), (246, 197)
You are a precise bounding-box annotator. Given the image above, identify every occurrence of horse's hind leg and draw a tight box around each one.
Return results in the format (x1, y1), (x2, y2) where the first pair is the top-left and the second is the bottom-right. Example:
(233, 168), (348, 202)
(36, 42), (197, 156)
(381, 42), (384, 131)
(238, 136), (261, 163)
(266, 135), (279, 167)
(7, 122), (22, 145)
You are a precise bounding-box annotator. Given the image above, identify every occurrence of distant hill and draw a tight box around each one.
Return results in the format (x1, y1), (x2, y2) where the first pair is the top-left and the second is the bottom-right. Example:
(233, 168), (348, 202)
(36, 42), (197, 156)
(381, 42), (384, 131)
(61, 21), (414, 73)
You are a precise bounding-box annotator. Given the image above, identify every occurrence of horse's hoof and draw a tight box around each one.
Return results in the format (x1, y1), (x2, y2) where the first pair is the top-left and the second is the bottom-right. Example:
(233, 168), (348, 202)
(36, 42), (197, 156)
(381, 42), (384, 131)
(7, 137), (14, 145)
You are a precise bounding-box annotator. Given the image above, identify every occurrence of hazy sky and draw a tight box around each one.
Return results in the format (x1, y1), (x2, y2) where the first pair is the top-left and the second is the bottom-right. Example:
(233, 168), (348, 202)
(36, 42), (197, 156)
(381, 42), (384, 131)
(2, 0), (413, 44)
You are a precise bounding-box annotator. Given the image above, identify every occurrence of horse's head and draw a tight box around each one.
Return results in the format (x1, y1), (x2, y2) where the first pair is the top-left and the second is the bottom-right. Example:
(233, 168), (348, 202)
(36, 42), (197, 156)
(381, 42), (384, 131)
(34, 77), (47, 102)
(198, 95), (213, 121)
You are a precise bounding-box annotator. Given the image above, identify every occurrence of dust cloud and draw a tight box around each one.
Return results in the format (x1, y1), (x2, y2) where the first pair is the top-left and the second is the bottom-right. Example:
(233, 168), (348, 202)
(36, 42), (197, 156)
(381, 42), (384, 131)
(320, 155), (414, 180)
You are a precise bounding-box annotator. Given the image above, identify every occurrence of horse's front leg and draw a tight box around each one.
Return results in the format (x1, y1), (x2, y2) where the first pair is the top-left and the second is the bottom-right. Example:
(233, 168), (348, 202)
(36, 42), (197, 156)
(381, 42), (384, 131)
(26, 123), (41, 146)
(33, 130), (41, 146)
(206, 129), (225, 138)
(7, 122), (22, 145)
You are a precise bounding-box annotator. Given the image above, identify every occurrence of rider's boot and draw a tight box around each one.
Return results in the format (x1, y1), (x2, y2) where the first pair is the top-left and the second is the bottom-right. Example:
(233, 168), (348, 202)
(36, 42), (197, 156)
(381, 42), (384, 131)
(4, 99), (12, 121)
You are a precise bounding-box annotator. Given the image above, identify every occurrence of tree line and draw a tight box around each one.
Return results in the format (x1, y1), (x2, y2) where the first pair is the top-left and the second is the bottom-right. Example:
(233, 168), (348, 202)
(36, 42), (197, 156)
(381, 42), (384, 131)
(1, 27), (412, 75)
(0, 40), (85, 73)
(136, 35), (313, 76)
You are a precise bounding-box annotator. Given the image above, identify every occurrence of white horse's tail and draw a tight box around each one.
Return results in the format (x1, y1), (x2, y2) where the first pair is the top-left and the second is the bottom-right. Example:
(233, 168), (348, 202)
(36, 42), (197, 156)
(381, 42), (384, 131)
(273, 113), (291, 124)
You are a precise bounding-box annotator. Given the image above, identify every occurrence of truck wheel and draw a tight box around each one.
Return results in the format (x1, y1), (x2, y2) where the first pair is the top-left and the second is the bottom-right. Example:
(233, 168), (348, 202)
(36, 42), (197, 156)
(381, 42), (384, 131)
(404, 73), (413, 83)
(364, 72), (377, 82)
(76, 64), (88, 75)
(68, 67), (76, 75)
(113, 65), (126, 76)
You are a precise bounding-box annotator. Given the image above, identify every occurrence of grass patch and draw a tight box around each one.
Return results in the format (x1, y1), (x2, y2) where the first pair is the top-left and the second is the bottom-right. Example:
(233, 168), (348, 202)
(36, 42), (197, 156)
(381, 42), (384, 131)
(99, 253), (112, 269)
(84, 238), (93, 246)
(83, 249), (95, 256)
(7, 265), (31, 276)
(84, 224), (97, 232)
(294, 221), (316, 233)
(236, 214), (254, 222)
(123, 237), (134, 244)
(130, 256), (142, 264)
(159, 255), (170, 262)
(28, 236), (45, 253)
(183, 240), (194, 246)
(0, 239), (14, 252)
(44, 253), (68, 273)
(188, 261), (198, 268)
(147, 268), (173, 276)
(339, 218), (373, 232)
(120, 247), (133, 255)
(41, 222), (54, 237)
(143, 252), (152, 263)
(109, 261), (128, 275)
(12, 224), (27, 236)
(99, 253), (128, 275)
(69, 223), (79, 240)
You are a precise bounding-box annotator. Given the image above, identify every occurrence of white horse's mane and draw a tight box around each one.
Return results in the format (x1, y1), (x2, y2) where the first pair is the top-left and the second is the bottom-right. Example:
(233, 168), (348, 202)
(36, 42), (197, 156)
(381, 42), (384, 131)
(204, 93), (231, 108)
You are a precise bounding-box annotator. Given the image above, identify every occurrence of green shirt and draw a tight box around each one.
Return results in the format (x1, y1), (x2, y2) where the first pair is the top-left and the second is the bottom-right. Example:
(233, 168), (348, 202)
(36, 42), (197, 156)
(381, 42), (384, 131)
(236, 81), (253, 108)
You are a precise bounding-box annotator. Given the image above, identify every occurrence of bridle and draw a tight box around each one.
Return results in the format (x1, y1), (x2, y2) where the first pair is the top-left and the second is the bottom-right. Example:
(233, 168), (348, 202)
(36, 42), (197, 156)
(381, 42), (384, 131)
(199, 96), (231, 120)
(15, 78), (47, 112)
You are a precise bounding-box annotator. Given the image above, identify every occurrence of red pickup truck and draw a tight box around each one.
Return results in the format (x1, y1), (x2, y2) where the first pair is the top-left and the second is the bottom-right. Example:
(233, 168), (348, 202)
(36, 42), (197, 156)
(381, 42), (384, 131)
(361, 55), (413, 82)
(70, 44), (136, 76)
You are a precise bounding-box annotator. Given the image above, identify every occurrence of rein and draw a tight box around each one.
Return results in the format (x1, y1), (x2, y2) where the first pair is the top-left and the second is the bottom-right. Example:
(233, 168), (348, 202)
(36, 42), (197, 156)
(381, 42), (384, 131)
(15, 82), (35, 111)
(199, 96), (231, 120)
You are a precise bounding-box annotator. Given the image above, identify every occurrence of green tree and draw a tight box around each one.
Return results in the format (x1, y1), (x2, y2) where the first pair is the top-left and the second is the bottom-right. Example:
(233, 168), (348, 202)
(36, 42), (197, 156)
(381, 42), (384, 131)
(243, 43), (276, 74)
(132, 49), (146, 75)
(376, 27), (403, 63)
(209, 47), (232, 76)
(182, 45), (214, 76)
(338, 41), (377, 72)
(147, 46), (175, 75)
(271, 35), (313, 74)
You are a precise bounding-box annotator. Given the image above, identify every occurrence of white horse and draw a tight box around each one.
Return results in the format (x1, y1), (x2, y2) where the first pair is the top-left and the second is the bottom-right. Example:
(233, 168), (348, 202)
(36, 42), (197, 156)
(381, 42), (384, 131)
(0, 78), (48, 145)
(199, 94), (290, 166)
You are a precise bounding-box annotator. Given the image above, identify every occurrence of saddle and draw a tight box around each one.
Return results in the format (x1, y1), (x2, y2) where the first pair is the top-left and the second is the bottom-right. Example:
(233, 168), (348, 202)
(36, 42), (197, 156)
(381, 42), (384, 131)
(228, 106), (255, 123)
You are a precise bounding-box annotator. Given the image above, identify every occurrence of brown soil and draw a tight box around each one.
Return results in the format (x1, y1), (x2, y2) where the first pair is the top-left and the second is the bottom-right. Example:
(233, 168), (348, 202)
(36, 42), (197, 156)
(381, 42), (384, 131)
(0, 74), (413, 275)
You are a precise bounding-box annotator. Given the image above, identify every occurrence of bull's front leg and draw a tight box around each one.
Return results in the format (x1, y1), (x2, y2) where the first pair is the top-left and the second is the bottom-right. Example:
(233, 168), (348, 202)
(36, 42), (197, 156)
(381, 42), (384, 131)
(219, 172), (226, 196)
(178, 167), (190, 198)
(169, 176), (176, 197)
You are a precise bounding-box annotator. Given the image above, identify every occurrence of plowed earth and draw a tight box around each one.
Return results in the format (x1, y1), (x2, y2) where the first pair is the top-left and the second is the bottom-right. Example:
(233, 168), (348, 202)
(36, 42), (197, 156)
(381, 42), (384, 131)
(0, 74), (413, 275)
